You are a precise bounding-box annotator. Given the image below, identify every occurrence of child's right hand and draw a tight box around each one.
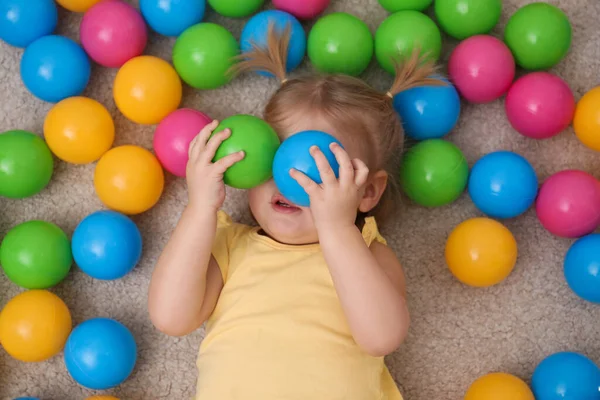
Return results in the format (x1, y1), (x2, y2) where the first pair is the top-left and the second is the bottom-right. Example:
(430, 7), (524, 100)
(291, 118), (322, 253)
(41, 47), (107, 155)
(186, 120), (245, 212)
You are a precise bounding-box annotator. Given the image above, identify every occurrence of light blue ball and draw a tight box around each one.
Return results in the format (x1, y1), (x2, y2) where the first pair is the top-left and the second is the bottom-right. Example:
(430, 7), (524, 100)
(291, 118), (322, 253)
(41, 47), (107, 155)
(532, 351), (600, 400)
(20, 35), (91, 103)
(64, 318), (137, 390)
(72, 210), (143, 281)
(0, 0), (57, 48)
(468, 151), (538, 219)
(564, 234), (600, 303)
(273, 130), (341, 207)
(140, 0), (205, 37)
(240, 10), (306, 77)
(393, 77), (460, 140)
(14, 397), (40, 400)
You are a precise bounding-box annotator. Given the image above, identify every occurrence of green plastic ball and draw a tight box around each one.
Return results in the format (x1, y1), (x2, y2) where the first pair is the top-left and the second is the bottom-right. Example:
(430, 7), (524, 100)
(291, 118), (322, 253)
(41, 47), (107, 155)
(173, 23), (240, 90)
(378, 0), (433, 12)
(308, 12), (373, 76)
(0, 130), (53, 199)
(504, 2), (572, 70)
(375, 10), (442, 75)
(435, 0), (502, 40)
(208, 0), (264, 18)
(0, 220), (72, 289)
(400, 139), (469, 207)
(212, 115), (280, 189)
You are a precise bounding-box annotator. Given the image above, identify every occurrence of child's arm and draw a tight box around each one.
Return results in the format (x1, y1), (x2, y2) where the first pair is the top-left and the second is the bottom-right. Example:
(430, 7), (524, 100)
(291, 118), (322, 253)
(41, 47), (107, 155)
(148, 121), (245, 337)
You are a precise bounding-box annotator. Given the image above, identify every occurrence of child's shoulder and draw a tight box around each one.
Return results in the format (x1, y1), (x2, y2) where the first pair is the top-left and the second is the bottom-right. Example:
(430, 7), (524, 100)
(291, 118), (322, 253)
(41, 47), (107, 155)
(216, 210), (255, 237)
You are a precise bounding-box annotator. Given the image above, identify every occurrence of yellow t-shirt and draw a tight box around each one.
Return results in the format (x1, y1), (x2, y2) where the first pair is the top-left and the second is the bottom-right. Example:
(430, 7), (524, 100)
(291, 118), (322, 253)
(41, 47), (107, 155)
(195, 211), (403, 400)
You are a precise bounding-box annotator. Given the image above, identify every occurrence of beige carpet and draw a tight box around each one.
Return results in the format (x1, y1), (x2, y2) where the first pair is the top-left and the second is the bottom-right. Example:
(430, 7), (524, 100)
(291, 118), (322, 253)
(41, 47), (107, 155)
(1, 0), (600, 399)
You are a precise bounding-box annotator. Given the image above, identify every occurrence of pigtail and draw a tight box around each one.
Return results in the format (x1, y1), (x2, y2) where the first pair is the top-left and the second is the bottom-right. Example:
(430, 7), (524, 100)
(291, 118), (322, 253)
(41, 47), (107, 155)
(386, 49), (445, 98)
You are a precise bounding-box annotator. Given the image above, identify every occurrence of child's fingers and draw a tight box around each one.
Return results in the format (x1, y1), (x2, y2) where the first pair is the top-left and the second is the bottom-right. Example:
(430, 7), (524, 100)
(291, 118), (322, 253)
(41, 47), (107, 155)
(290, 169), (320, 197)
(310, 146), (337, 186)
(330, 143), (353, 185)
(213, 151), (245, 174)
(352, 159), (370, 186)
(201, 128), (231, 163)
(189, 120), (219, 159)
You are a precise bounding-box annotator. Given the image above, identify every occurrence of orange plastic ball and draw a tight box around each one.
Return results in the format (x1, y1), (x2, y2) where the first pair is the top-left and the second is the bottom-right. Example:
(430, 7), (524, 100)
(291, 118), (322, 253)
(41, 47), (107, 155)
(56, 0), (102, 12)
(465, 372), (534, 400)
(86, 396), (120, 400)
(0, 290), (72, 362)
(44, 96), (115, 164)
(94, 145), (165, 215)
(445, 218), (518, 287)
(573, 86), (600, 152)
(113, 55), (182, 125)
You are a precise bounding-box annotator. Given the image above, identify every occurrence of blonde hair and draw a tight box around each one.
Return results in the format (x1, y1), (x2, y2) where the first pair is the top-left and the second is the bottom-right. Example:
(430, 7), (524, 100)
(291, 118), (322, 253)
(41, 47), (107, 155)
(231, 24), (443, 223)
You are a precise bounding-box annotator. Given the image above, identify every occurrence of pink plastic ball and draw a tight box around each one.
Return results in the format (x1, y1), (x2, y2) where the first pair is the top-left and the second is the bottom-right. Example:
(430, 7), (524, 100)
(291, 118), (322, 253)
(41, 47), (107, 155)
(536, 170), (600, 238)
(153, 108), (212, 177)
(80, 0), (147, 68)
(505, 72), (575, 140)
(272, 0), (330, 19)
(448, 35), (515, 104)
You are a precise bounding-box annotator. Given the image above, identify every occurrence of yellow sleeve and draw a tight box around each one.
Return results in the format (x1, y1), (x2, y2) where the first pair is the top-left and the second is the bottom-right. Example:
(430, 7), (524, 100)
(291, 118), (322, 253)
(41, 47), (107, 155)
(361, 216), (387, 247)
(211, 210), (237, 282)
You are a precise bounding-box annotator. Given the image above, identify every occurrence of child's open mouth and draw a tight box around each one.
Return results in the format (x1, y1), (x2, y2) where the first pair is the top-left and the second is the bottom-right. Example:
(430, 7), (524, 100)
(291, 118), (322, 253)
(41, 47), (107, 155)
(271, 194), (301, 214)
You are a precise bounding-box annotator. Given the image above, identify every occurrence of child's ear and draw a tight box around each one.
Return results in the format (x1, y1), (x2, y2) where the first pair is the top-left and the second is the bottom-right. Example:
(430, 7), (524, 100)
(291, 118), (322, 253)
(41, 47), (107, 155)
(359, 170), (388, 213)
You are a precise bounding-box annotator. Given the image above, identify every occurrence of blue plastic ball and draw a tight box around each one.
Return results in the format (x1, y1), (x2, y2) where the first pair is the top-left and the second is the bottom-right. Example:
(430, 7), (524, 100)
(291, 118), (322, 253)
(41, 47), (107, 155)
(140, 0), (205, 37)
(273, 130), (342, 207)
(241, 10), (306, 76)
(564, 234), (600, 303)
(468, 150), (538, 219)
(532, 351), (600, 400)
(393, 77), (460, 140)
(64, 318), (137, 390)
(0, 0), (57, 48)
(14, 398), (40, 400)
(72, 210), (143, 281)
(20, 35), (91, 103)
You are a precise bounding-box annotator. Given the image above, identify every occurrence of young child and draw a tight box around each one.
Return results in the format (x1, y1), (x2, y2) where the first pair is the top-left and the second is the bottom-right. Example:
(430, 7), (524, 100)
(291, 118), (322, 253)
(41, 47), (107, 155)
(148, 26), (441, 400)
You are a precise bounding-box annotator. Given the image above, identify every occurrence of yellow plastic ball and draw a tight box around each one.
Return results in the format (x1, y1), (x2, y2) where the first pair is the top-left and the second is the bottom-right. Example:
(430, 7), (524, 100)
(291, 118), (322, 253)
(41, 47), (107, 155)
(445, 218), (518, 287)
(0, 290), (72, 362)
(465, 372), (534, 400)
(94, 145), (165, 215)
(573, 86), (600, 152)
(113, 55), (182, 125)
(56, 0), (102, 12)
(44, 96), (115, 164)
(86, 396), (120, 400)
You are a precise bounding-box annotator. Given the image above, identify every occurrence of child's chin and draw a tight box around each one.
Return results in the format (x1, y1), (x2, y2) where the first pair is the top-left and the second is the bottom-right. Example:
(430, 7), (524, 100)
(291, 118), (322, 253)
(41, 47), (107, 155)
(265, 221), (318, 245)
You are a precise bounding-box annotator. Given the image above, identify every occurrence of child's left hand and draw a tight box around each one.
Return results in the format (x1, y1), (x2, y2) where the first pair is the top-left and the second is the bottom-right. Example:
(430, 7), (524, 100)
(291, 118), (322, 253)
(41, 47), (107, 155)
(290, 143), (369, 233)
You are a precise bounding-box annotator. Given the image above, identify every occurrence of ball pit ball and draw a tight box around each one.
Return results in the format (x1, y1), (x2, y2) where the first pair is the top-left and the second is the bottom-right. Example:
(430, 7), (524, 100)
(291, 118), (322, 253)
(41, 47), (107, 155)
(64, 318), (137, 390)
(400, 139), (469, 208)
(532, 352), (600, 400)
(536, 170), (600, 239)
(504, 2), (572, 71)
(72, 210), (143, 281)
(272, 0), (329, 19)
(44, 96), (115, 164)
(574, 86), (600, 152)
(113, 55), (182, 125)
(173, 23), (239, 90)
(393, 77), (460, 140)
(153, 108), (213, 177)
(241, 10), (306, 76)
(465, 372), (534, 400)
(375, 10), (442, 75)
(140, 0), (205, 37)
(14, 398), (41, 400)
(86, 397), (119, 400)
(434, 0), (502, 40)
(0, 130), (53, 199)
(445, 218), (518, 287)
(80, 0), (147, 68)
(273, 130), (342, 207)
(212, 115), (280, 189)
(308, 12), (373, 77)
(448, 35), (515, 104)
(468, 151), (538, 219)
(207, 0), (264, 18)
(0, 290), (72, 362)
(564, 234), (600, 303)
(505, 72), (575, 140)
(20, 35), (91, 103)
(378, 0), (432, 12)
(94, 145), (165, 215)
(0, 0), (57, 48)
(56, 0), (102, 12)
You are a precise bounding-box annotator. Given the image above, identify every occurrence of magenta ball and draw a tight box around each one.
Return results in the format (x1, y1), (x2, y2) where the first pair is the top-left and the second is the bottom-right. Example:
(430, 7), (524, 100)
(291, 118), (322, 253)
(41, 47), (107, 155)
(80, 0), (147, 68)
(448, 35), (515, 104)
(536, 170), (600, 238)
(505, 72), (575, 140)
(272, 0), (330, 19)
(153, 109), (212, 177)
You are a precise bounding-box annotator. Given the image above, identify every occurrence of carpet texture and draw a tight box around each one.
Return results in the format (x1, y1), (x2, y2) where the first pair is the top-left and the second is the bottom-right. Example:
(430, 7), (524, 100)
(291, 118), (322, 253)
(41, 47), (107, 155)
(1, 0), (600, 399)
